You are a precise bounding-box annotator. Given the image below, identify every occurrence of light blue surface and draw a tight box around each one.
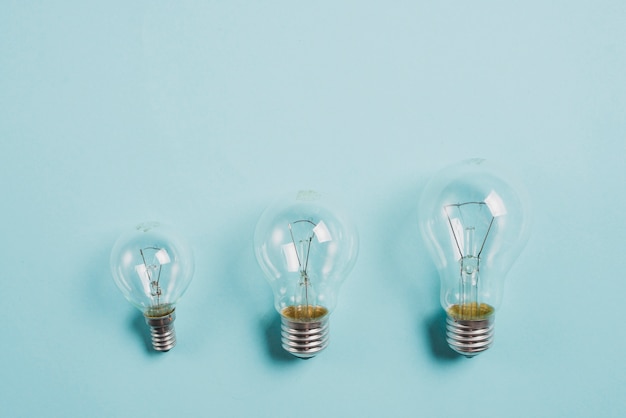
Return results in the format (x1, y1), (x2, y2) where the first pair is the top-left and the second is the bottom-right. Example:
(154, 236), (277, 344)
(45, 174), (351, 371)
(1, 1), (625, 417)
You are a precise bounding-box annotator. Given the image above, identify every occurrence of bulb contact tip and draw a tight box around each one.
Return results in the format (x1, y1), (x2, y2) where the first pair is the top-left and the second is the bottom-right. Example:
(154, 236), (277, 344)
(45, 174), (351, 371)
(144, 310), (176, 352)
(445, 312), (495, 357)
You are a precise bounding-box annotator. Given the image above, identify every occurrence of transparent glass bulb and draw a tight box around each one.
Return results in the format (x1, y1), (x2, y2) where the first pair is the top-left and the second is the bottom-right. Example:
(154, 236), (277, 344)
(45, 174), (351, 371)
(419, 159), (530, 357)
(254, 190), (359, 358)
(110, 222), (195, 351)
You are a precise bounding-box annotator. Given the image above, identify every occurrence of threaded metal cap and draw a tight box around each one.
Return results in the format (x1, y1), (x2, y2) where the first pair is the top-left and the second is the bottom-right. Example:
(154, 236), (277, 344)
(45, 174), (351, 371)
(144, 310), (176, 352)
(446, 313), (495, 357)
(280, 315), (329, 359)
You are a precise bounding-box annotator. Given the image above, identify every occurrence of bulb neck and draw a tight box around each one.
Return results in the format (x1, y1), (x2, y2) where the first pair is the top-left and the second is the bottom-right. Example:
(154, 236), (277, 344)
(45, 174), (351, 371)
(445, 309), (495, 357)
(280, 309), (330, 359)
(144, 310), (176, 352)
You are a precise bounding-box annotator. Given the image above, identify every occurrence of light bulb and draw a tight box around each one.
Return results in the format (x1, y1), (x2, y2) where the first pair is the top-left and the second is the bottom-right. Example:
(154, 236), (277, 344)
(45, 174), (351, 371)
(419, 159), (530, 357)
(110, 222), (195, 352)
(254, 190), (359, 358)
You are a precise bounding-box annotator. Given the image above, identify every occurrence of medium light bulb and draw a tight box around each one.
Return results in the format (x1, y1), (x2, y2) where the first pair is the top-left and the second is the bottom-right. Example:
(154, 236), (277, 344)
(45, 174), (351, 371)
(110, 222), (195, 351)
(254, 190), (359, 358)
(419, 159), (530, 357)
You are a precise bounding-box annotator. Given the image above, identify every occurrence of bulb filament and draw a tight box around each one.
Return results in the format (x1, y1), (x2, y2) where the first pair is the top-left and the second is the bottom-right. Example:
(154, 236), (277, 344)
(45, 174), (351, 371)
(288, 220), (317, 321)
(445, 202), (495, 319)
(140, 247), (164, 306)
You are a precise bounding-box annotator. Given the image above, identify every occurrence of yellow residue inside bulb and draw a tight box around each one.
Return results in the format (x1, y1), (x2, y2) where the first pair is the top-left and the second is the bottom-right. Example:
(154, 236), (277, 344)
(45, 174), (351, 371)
(448, 303), (494, 320)
(282, 305), (328, 322)
(145, 304), (175, 318)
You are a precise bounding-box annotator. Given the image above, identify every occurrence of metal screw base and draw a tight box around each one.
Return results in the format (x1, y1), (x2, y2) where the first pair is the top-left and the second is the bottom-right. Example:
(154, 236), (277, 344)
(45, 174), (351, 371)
(280, 315), (329, 359)
(446, 313), (495, 357)
(144, 311), (176, 352)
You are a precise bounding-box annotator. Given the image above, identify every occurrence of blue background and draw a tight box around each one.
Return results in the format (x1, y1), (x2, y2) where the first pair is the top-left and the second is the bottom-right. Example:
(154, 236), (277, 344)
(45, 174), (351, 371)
(1, 1), (625, 417)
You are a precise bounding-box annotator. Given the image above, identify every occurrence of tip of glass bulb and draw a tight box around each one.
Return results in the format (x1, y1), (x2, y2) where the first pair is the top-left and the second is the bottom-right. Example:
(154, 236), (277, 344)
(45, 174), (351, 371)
(445, 310), (495, 357)
(280, 311), (329, 359)
(144, 310), (176, 352)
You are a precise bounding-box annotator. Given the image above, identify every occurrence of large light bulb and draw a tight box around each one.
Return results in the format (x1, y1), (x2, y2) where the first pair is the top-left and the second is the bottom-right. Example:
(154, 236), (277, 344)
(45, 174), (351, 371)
(110, 222), (195, 352)
(419, 159), (530, 357)
(254, 190), (359, 358)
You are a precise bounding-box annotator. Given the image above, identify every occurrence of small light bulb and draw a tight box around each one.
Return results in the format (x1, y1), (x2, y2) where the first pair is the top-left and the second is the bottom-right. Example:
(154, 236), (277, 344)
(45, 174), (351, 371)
(419, 159), (530, 357)
(110, 222), (195, 351)
(254, 190), (359, 358)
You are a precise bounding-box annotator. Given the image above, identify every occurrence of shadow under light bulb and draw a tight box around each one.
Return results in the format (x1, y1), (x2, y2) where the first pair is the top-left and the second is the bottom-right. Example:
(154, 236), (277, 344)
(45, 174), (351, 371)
(419, 159), (530, 357)
(254, 190), (359, 358)
(110, 222), (195, 351)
